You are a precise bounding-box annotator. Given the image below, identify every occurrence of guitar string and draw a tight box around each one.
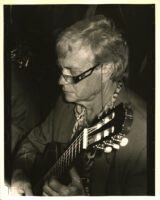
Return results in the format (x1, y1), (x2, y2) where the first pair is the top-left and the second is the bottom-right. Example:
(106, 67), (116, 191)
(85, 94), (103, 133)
(54, 127), (89, 176)
(62, 111), (114, 171)
(44, 114), (112, 178)
(62, 113), (112, 166)
(52, 132), (84, 176)
(55, 124), (105, 175)
(53, 114), (112, 175)
(34, 125), (112, 189)
(59, 132), (83, 173)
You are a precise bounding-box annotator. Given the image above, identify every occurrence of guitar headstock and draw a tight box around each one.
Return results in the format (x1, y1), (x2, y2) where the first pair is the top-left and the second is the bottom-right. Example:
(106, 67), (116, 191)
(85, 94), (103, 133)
(83, 103), (133, 153)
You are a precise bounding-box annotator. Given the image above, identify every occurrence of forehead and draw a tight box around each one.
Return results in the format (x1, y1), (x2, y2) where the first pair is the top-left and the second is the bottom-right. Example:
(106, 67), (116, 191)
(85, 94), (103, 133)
(58, 42), (95, 70)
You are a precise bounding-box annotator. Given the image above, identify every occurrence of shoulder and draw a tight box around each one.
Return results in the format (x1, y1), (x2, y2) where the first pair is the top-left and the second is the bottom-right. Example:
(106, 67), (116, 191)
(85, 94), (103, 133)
(127, 89), (146, 121)
(126, 89), (147, 142)
(120, 88), (146, 137)
(116, 88), (147, 161)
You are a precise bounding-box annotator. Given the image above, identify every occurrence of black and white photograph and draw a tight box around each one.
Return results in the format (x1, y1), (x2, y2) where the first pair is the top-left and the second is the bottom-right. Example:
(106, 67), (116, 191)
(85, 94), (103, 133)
(2, 3), (155, 197)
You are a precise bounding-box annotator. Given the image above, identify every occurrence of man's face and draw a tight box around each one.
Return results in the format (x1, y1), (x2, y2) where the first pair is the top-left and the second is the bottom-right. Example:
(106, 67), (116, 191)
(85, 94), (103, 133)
(58, 44), (103, 105)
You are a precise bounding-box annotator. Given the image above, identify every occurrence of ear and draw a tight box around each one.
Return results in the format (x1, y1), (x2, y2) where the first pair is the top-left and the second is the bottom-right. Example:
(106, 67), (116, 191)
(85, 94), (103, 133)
(101, 62), (115, 79)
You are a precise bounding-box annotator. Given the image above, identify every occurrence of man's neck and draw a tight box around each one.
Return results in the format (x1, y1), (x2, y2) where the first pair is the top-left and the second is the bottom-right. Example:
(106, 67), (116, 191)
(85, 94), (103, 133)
(79, 80), (118, 122)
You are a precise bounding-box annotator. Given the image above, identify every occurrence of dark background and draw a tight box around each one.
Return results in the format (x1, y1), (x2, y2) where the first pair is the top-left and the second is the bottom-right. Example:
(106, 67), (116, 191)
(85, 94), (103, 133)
(4, 5), (155, 195)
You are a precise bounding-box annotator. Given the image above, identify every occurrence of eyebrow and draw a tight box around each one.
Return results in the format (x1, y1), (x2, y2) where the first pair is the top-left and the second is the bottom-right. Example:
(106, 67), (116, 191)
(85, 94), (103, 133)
(58, 65), (71, 70)
(64, 66), (72, 70)
(59, 64), (81, 72)
(63, 66), (80, 72)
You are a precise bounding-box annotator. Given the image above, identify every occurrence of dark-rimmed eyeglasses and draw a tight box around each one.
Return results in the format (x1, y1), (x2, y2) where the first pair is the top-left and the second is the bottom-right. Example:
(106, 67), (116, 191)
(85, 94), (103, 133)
(60, 63), (100, 84)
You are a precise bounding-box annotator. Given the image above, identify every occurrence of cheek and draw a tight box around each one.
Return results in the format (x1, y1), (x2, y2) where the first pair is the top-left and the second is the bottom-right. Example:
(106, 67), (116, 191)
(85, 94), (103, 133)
(75, 78), (101, 98)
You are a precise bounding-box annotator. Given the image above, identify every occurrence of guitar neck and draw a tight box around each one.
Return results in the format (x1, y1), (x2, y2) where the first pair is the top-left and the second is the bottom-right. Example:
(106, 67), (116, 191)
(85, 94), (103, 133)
(42, 131), (84, 180)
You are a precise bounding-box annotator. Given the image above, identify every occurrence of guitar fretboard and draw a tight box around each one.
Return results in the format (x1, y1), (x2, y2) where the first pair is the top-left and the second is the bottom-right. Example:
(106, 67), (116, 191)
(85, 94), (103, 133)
(43, 131), (84, 179)
(40, 122), (102, 182)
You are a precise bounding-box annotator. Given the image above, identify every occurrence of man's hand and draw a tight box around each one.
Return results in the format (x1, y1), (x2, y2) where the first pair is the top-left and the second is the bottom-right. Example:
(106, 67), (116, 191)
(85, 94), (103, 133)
(42, 167), (85, 196)
(11, 169), (33, 196)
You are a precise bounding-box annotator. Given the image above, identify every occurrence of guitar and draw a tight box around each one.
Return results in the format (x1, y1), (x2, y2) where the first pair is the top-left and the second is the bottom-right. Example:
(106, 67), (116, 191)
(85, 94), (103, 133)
(32, 103), (133, 195)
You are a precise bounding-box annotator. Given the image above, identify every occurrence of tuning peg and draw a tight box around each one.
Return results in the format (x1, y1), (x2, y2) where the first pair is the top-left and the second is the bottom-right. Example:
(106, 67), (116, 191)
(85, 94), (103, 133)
(104, 129), (109, 137)
(120, 137), (128, 147)
(112, 143), (120, 149)
(104, 126), (115, 137)
(104, 146), (112, 153)
(112, 135), (122, 140)
(93, 144), (104, 150)
(103, 141), (120, 150)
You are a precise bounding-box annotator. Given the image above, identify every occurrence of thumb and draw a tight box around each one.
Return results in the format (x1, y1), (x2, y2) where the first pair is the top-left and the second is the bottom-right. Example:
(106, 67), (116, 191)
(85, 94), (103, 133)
(10, 186), (24, 196)
(69, 167), (81, 184)
(25, 186), (33, 196)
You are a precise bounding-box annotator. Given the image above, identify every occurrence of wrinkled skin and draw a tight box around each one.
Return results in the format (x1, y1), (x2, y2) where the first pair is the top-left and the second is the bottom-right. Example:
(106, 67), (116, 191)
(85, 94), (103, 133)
(42, 167), (85, 196)
(11, 169), (33, 196)
(11, 168), (84, 196)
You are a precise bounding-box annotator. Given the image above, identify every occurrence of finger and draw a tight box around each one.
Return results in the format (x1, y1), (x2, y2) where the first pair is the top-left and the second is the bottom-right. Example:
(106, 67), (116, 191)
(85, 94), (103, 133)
(42, 192), (48, 196)
(10, 186), (24, 196)
(69, 181), (85, 195)
(47, 177), (71, 195)
(69, 167), (81, 184)
(42, 190), (59, 196)
(43, 184), (60, 196)
(25, 186), (33, 196)
(69, 168), (85, 195)
(49, 181), (70, 195)
(69, 185), (78, 194)
(47, 177), (64, 192)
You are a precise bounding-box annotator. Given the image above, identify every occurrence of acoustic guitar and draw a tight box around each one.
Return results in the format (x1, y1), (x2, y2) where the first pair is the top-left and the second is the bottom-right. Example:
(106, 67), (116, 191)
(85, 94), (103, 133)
(32, 103), (133, 195)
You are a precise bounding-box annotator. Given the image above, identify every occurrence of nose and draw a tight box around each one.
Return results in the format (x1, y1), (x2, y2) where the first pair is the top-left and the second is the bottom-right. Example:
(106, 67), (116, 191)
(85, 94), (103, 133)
(58, 75), (68, 85)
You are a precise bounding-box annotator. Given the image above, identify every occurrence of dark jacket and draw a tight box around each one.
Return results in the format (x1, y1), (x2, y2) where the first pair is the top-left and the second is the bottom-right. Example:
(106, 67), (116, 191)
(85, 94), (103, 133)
(14, 88), (147, 195)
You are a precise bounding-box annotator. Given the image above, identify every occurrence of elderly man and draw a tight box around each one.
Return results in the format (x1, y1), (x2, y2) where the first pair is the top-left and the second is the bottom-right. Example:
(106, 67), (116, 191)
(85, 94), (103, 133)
(11, 15), (147, 196)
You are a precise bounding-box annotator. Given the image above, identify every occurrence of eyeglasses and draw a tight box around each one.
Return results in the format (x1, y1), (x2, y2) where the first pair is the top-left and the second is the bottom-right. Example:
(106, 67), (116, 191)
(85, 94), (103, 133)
(60, 63), (100, 84)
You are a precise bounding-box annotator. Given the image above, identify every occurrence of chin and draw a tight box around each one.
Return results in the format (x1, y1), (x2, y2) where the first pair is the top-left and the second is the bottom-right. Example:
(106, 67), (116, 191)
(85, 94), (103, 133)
(63, 93), (78, 103)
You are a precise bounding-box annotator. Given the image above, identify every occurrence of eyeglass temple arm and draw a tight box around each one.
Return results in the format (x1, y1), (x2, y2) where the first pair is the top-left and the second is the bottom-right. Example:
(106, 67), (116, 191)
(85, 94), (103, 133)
(73, 63), (100, 83)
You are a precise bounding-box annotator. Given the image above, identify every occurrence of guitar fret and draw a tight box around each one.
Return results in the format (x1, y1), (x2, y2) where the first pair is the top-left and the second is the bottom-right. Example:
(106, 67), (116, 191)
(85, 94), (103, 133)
(60, 157), (63, 175)
(78, 133), (81, 150)
(75, 141), (77, 157)
(63, 153), (67, 170)
(65, 150), (69, 167)
(67, 153), (69, 167)
(53, 166), (57, 174)
(79, 138), (81, 153)
(62, 157), (65, 174)
(64, 151), (67, 168)
(44, 133), (83, 180)
(73, 140), (76, 158)
(62, 155), (65, 172)
(58, 160), (61, 174)
(71, 144), (73, 161)
(36, 129), (90, 192)
(68, 146), (71, 167)
(64, 152), (66, 168)
(67, 146), (71, 166)
(57, 159), (60, 176)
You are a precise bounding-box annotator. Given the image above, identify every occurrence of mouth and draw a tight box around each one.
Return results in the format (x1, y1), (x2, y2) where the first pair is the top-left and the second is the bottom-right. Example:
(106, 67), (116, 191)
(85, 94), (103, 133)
(62, 87), (73, 93)
(63, 90), (72, 93)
